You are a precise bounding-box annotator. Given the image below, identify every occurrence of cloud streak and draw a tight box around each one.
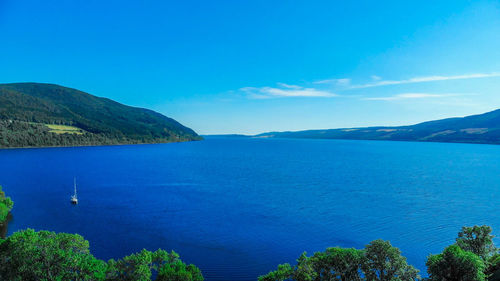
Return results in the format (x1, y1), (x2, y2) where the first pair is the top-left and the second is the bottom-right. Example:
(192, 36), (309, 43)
(313, 78), (351, 86)
(364, 93), (466, 101)
(351, 72), (500, 89)
(241, 84), (337, 99)
(237, 71), (498, 100)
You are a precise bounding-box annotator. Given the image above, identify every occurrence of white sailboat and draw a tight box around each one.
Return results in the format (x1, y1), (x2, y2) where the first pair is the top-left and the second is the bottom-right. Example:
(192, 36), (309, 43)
(71, 178), (78, 204)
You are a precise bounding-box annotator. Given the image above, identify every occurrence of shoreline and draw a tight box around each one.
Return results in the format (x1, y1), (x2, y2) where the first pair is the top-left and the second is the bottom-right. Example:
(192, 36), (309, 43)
(206, 134), (500, 146)
(0, 138), (203, 150)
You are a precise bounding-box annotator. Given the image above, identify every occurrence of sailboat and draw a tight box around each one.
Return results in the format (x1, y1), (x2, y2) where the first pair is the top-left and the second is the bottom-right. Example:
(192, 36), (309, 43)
(71, 178), (78, 204)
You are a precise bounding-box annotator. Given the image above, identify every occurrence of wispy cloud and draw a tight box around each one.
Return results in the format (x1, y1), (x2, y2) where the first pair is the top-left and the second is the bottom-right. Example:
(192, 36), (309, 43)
(240, 84), (337, 99)
(352, 72), (500, 89)
(313, 78), (351, 86)
(276, 82), (302, 89)
(364, 93), (466, 101)
(236, 71), (498, 100)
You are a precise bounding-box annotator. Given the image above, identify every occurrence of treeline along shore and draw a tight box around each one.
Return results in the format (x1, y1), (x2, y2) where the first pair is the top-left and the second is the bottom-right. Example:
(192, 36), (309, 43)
(1, 185), (500, 280)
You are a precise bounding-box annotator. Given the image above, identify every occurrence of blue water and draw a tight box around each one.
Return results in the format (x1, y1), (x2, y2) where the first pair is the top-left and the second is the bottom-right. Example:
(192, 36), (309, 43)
(1, 137), (500, 280)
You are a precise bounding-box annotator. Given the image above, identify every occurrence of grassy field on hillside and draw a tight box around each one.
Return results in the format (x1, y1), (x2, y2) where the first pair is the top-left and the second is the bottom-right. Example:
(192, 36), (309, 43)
(45, 124), (85, 135)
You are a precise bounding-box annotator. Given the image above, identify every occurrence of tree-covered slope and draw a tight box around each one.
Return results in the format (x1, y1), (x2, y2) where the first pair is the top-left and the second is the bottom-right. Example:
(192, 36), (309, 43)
(0, 83), (201, 148)
(256, 109), (500, 144)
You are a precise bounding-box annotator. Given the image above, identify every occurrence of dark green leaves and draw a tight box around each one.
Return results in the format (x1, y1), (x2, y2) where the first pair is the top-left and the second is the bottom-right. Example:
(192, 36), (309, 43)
(456, 225), (496, 260)
(0, 229), (203, 281)
(0, 229), (107, 281)
(157, 260), (204, 281)
(259, 263), (294, 281)
(363, 240), (419, 281)
(308, 247), (364, 281)
(426, 244), (486, 281)
(0, 185), (14, 224)
(425, 225), (499, 281)
(105, 249), (197, 281)
(259, 240), (419, 281)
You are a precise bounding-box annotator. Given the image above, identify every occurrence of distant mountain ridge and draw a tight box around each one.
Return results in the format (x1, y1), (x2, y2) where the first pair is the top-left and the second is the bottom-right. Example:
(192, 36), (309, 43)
(256, 109), (500, 144)
(0, 82), (201, 148)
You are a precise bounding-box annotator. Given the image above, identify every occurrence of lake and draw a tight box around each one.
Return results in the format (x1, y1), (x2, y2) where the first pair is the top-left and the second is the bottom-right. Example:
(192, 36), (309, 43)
(1, 137), (500, 280)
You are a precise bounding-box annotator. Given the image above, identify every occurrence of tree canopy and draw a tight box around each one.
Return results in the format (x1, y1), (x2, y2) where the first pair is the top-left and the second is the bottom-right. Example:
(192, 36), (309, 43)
(259, 240), (419, 281)
(0, 229), (107, 281)
(0, 185), (13, 223)
(425, 225), (500, 281)
(456, 225), (496, 260)
(362, 239), (419, 281)
(426, 244), (486, 281)
(106, 249), (202, 281)
(0, 229), (204, 281)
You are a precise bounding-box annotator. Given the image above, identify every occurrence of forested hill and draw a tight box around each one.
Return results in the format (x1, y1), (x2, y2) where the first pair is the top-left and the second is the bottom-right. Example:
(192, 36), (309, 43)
(0, 83), (202, 148)
(256, 109), (500, 145)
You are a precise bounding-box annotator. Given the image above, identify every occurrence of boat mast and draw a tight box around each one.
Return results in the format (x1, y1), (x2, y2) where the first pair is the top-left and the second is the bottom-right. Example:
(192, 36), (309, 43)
(74, 177), (77, 197)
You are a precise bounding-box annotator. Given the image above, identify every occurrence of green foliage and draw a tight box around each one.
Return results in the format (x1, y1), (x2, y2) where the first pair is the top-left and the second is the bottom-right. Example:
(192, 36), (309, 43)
(157, 260), (204, 281)
(0, 82), (202, 148)
(260, 240), (419, 281)
(362, 239), (419, 281)
(0, 185), (13, 223)
(426, 244), (486, 281)
(0, 228), (203, 281)
(258, 263), (293, 281)
(487, 253), (500, 281)
(292, 252), (316, 281)
(105, 249), (201, 281)
(0, 228), (107, 281)
(308, 247), (364, 281)
(456, 225), (496, 260)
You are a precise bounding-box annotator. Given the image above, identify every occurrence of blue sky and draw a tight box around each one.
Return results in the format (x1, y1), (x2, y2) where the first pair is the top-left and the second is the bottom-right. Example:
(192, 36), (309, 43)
(1, 0), (500, 134)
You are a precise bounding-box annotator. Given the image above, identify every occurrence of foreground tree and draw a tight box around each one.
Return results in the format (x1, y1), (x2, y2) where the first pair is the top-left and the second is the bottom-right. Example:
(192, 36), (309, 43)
(309, 247), (364, 281)
(362, 240), (420, 281)
(0, 229), (203, 281)
(157, 259), (204, 281)
(259, 263), (294, 281)
(259, 249), (364, 281)
(456, 225), (496, 260)
(106, 249), (172, 281)
(487, 253), (500, 281)
(106, 249), (203, 281)
(0, 229), (107, 280)
(426, 244), (486, 281)
(0, 185), (13, 223)
(259, 240), (419, 281)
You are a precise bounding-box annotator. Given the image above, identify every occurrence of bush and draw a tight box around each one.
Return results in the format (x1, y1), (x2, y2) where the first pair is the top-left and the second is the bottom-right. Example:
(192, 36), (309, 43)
(0, 185), (13, 223)
(456, 225), (496, 260)
(0, 229), (107, 280)
(426, 244), (486, 281)
(0, 229), (204, 281)
(259, 240), (419, 281)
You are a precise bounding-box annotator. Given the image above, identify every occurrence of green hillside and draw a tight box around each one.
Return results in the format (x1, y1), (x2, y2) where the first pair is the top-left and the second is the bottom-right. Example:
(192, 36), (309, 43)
(0, 83), (201, 148)
(256, 109), (500, 145)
